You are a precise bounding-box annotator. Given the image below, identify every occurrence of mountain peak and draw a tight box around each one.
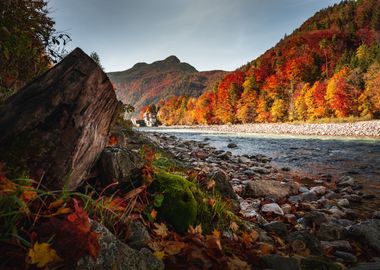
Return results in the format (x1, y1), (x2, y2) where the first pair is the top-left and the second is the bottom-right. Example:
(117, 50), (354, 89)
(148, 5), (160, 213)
(164, 55), (180, 64)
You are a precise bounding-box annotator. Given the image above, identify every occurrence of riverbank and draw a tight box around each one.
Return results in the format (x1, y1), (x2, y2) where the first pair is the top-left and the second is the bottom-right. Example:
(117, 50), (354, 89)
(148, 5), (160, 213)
(143, 131), (380, 268)
(158, 120), (380, 138)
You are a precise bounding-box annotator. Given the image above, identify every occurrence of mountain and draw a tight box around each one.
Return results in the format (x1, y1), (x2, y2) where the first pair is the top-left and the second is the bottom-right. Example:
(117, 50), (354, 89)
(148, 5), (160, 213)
(157, 0), (380, 125)
(107, 56), (227, 114)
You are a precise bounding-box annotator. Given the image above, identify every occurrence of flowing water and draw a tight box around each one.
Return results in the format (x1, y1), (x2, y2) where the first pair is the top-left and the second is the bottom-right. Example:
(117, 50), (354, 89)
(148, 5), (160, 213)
(141, 127), (380, 212)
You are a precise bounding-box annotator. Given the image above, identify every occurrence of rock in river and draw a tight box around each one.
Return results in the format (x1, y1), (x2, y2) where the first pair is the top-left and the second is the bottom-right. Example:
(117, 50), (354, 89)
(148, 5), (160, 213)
(243, 180), (297, 200)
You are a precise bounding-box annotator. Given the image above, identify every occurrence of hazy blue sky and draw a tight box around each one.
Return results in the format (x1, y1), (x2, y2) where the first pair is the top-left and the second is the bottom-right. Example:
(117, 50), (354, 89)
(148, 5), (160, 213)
(48, 0), (341, 72)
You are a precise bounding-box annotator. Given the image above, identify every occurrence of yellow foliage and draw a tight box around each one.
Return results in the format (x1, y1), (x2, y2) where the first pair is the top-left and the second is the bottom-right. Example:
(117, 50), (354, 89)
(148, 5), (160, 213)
(27, 242), (60, 268)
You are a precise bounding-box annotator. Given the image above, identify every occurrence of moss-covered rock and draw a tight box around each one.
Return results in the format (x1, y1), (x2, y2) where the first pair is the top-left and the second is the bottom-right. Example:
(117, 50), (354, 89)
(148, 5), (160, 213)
(152, 171), (197, 233)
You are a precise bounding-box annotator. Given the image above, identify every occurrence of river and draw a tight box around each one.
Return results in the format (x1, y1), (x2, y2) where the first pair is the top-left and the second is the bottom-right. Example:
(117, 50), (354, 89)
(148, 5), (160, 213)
(141, 127), (380, 212)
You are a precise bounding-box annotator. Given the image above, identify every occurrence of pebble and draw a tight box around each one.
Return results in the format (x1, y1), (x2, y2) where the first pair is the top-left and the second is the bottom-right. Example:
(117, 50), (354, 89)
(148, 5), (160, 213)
(261, 203), (284, 216)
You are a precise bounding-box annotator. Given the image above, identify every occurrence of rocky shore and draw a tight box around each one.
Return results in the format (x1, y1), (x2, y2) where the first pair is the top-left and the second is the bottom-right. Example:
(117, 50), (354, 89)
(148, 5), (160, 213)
(160, 120), (380, 138)
(145, 131), (380, 269)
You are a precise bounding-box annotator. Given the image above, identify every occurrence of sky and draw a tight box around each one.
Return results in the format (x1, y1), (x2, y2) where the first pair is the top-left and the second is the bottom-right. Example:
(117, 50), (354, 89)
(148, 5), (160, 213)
(48, 0), (341, 72)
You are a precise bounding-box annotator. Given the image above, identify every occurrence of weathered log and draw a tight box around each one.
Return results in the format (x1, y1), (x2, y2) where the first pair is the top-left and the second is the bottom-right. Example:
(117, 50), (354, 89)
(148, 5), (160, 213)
(0, 48), (120, 189)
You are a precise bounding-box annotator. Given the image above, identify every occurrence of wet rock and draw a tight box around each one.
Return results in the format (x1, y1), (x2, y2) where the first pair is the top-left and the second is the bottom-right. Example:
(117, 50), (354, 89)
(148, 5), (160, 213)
(348, 219), (380, 253)
(126, 221), (151, 250)
(261, 203), (284, 216)
(328, 207), (346, 219)
(334, 251), (357, 263)
(299, 186), (309, 193)
(288, 230), (322, 255)
(77, 221), (164, 270)
(227, 142), (238, 148)
(289, 195), (302, 204)
(263, 221), (288, 236)
(208, 169), (237, 200)
(243, 180), (296, 200)
(300, 256), (343, 270)
(97, 147), (144, 189)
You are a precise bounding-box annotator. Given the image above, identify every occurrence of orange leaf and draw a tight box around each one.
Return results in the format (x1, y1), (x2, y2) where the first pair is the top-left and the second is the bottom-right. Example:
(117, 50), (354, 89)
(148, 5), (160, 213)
(188, 224), (202, 236)
(230, 222), (239, 232)
(227, 255), (250, 270)
(164, 241), (186, 255)
(154, 223), (169, 238)
(48, 198), (65, 209)
(151, 209), (157, 220)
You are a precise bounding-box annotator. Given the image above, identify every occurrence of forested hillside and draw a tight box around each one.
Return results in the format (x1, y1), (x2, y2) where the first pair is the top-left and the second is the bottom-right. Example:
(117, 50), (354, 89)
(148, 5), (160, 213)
(157, 0), (380, 125)
(108, 56), (226, 115)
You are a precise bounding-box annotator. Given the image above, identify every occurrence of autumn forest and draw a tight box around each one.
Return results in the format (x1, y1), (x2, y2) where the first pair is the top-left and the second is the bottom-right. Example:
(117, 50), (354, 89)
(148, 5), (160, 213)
(156, 0), (380, 125)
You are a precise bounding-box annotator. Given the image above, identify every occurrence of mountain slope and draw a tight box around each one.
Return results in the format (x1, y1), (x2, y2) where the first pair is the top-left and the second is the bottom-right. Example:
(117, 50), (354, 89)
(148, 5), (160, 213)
(157, 0), (380, 125)
(107, 56), (227, 114)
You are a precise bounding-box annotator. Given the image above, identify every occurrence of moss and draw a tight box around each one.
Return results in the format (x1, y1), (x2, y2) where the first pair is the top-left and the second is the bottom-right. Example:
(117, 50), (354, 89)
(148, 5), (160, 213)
(152, 171), (197, 233)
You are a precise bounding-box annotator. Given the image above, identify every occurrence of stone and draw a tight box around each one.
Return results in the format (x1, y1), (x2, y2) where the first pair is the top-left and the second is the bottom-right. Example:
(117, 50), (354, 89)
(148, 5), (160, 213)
(281, 203), (292, 214)
(310, 186), (327, 195)
(299, 186), (309, 193)
(348, 262), (380, 270)
(334, 251), (357, 263)
(301, 192), (319, 202)
(126, 221), (152, 250)
(288, 230), (322, 255)
(348, 219), (380, 253)
(373, 211), (380, 219)
(227, 142), (238, 148)
(343, 194), (362, 203)
(77, 221), (164, 270)
(208, 169), (237, 200)
(250, 166), (270, 174)
(260, 255), (301, 270)
(337, 198), (350, 207)
(300, 256), (343, 270)
(303, 211), (328, 227)
(243, 180), (296, 200)
(337, 176), (355, 187)
(321, 240), (352, 252)
(263, 221), (288, 236)
(97, 147), (144, 189)
(261, 203), (284, 216)
(317, 222), (348, 241)
(0, 48), (120, 189)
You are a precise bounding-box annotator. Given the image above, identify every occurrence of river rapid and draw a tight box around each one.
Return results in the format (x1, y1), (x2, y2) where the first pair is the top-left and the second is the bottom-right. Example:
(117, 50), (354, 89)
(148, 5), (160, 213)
(141, 127), (380, 212)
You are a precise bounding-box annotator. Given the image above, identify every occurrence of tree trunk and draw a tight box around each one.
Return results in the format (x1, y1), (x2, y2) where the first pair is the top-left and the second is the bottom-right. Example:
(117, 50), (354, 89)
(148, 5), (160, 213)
(0, 48), (120, 190)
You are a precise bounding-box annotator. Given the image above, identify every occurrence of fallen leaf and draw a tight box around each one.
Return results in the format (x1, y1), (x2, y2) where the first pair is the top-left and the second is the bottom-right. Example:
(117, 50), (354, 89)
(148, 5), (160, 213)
(154, 223), (169, 238)
(150, 209), (157, 220)
(230, 221), (239, 232)
(207, 180), (216, 190)
(212, 229), (221, 239)
(188, 224), (202, 236)
(164, 241), (186, 255)
(227, 255), (250, 270)
(27, 242), (60, 268)
(259, 243), (274, 256)
(153, 251), (165, 260)
(48, 198), (65, 209)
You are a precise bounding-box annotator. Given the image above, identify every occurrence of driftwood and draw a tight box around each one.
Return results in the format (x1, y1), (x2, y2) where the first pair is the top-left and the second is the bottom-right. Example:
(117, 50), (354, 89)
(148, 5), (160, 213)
(0, 48), (120, 189)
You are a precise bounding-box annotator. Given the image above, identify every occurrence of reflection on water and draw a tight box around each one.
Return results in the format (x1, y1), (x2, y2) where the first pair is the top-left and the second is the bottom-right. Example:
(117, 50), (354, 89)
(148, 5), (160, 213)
(141, 127), (380, 212)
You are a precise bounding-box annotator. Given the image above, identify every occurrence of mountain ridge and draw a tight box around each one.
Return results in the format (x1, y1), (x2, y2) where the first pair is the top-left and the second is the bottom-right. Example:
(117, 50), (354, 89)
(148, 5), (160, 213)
(108, 56), (227, 114)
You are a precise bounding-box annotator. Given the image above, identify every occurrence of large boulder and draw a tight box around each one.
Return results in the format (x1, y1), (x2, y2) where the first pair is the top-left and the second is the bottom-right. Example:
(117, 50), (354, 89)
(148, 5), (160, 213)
(77, 221), (163, 270)
(243, 180), (297, 200)
(0, 48), (120, 189)
(97, 147), (144, 189)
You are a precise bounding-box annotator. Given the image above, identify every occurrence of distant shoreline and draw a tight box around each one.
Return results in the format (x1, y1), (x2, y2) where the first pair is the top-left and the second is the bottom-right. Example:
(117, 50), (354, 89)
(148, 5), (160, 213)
(153, 120), (380, 138)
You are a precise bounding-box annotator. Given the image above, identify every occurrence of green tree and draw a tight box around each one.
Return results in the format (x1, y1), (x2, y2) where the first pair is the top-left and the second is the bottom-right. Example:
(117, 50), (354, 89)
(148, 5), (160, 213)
(0, 0), (70, 101)
(90, 51), (104, 70)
